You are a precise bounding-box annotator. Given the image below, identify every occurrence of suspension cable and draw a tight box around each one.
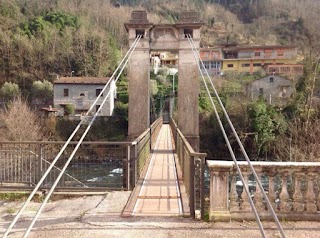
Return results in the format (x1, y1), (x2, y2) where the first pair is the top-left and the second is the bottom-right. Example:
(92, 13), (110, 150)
(187, 35), (286, 238)
(3, 35), (142, 238)
(186, 35), (267, 238)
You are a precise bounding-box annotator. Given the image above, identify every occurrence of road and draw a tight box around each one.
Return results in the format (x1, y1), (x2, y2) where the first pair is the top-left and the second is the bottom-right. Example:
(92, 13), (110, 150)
(1, 191), (319, 238)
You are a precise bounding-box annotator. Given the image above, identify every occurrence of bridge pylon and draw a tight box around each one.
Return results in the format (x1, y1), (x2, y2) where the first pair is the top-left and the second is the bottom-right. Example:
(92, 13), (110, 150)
(125, 10), (204, 150)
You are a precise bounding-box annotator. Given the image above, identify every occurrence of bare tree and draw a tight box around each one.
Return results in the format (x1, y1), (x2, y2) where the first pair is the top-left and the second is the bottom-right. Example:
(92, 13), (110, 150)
(0, 96), (44, 141)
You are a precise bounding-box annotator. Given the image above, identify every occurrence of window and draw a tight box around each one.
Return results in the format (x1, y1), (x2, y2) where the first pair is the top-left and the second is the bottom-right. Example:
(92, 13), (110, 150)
(63, 89), (69, 97)
(96, 88), (103, 97)
(265, 50), (272, 58)
(80, 93), (85, 96)
(204, 62), (210, 69)
(211, 62), (220, 69)
(96, 105), (100, 113)
(227, 64), (233, 68)
(253, 63), (262, 67)
(136, 29), (145, 38)
(255, 52), (261, 57)
(259, 88), (264, 96)
(270, 77), (274, 83)
(242, 63), (250, 67)
(184, 29), (193, 38)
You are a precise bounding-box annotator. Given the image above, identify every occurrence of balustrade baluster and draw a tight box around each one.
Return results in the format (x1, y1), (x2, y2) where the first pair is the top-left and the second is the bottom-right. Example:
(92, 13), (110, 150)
(293, 173), (304, 212)
(254, 170), (265, 211)
(268, 172), (277, 211)
(279, 172), (292, 212)
(305, 173), (317, 213)
(240, 170), (251, 211)
(230, 172), (239, 211)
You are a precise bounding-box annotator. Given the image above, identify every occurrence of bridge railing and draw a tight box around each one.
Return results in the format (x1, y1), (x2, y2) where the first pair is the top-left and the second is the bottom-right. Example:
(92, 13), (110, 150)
(207, 160), (320, 221)
(132, 118), (163, 186)
(170, 119), (206, 219)
(0, 118), (163, 191)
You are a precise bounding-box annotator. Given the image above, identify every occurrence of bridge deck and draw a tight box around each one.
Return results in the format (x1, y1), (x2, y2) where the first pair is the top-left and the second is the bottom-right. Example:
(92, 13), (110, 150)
(132, 124), (182, 216)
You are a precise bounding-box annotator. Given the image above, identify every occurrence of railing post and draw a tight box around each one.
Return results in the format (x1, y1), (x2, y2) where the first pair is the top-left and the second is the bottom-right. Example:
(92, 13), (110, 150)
(200, 156), (205, 220)
(130, 142), (138, 187)
(36, 144), (42, 185)
(189, 155), (195, 219)
(127, 145), (131, 191)
(207, 161), (232, 222)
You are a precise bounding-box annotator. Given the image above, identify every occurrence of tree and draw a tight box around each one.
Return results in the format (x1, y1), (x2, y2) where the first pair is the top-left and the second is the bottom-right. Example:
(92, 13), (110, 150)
(0, 82), (20, 100)
(31, 80), (53, 103)
(248, 100), (287, 156)
(0, 96), (44, 141)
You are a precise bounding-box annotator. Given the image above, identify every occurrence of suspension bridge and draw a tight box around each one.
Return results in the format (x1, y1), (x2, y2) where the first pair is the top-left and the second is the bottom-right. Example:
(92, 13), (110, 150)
(1, 10), (320, 238)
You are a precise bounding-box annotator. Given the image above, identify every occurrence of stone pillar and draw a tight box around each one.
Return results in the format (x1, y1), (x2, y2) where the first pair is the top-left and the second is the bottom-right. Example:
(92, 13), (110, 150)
(124, 11), (153, 139)
(207, 162), (232, 221)
(176, 11), (204, 152)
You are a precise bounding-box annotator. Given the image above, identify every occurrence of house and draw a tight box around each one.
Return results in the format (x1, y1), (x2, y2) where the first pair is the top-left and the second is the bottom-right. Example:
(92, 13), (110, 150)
(248, 75), (294, 105)
(53, 77), (116, 117)
(221, 45), (299, 75)
(199, 47), (222, 76)
(264, 64), (303, 77)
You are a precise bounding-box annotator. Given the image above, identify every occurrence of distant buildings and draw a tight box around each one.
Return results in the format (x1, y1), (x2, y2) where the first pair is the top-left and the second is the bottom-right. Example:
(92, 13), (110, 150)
(200, 44), (303, 77)
(247, 75), (294, 105)
(53, 77), (116, 117)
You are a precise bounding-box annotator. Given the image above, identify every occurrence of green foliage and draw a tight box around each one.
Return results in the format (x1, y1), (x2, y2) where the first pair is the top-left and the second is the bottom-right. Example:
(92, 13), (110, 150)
(20, 11), (79, 38)
(248, 100), (287, 156)
(0, 193), (28, 201)
(0, 82), (20, 99)
(150, 79), (159, 96)
(64, 104), (75, 115)
(114, 101), (128, 121)
(199, 96), (213, 112)
(31, 80), (53, 102)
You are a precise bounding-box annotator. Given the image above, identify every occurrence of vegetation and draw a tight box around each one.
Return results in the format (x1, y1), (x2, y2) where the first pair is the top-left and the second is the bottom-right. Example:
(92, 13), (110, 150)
(0, 96), (44, 141)
(0, 0), (319, 161)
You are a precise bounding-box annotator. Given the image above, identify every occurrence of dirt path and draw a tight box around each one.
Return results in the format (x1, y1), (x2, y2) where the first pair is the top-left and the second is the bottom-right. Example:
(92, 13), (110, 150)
(1, 192), (319, 238)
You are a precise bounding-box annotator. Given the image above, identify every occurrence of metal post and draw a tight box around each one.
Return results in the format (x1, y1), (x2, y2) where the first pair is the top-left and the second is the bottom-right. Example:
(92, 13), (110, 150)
(189, 155), (195, 218)
(200, 156), (205, 219)
(127, 145), (131, 190)
(36, 144), (42, 185)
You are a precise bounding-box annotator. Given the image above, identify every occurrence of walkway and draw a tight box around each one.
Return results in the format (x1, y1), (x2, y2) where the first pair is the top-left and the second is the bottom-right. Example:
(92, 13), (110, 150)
(2, 193), (319, 238)
(132, 124), (182, 216)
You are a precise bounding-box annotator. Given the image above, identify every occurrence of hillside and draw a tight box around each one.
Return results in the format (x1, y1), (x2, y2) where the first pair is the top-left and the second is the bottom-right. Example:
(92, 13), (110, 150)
(0, 0), (319, 161)
(1, 0), (320, 89)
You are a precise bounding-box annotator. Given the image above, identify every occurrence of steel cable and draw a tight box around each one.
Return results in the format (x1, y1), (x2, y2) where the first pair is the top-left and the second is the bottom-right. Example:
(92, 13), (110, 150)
(3, 35), (142, 238)
(187, 35), (286, 238)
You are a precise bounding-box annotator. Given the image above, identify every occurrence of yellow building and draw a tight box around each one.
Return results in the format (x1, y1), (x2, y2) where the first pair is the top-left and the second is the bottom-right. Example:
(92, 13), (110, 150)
(220, 45), (299, 75)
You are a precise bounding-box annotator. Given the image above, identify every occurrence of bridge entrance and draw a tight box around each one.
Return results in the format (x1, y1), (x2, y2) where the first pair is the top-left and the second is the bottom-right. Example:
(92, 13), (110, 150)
(125, 10), (204, 151)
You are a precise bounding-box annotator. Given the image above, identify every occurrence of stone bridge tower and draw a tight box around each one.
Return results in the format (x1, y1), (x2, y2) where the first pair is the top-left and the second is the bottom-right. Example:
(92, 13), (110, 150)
(125, 10), (204, 151)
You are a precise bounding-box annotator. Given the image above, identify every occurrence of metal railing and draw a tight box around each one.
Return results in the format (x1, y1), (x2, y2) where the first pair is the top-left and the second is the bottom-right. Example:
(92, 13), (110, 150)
(170, 119), (206, 219)
(0, 118), (163, 191)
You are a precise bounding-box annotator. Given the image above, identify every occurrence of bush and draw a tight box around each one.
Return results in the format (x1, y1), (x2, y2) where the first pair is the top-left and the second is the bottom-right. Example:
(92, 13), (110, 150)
(64, 104), (75, 115)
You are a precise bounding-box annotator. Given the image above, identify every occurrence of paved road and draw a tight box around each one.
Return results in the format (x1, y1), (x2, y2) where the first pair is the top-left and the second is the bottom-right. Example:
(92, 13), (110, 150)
(1, 192), (320, 238)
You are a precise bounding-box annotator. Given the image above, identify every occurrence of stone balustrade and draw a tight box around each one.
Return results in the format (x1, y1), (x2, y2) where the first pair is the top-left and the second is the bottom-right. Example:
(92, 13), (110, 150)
(207, 160), (320, 222)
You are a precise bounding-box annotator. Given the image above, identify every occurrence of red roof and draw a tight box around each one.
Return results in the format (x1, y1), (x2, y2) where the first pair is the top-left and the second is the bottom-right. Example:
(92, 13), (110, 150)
(54, 77), (111, 85)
